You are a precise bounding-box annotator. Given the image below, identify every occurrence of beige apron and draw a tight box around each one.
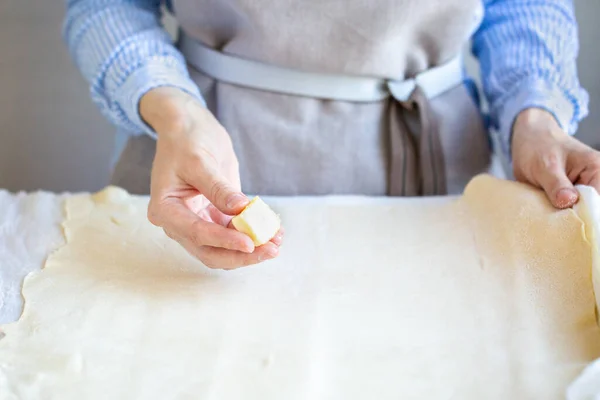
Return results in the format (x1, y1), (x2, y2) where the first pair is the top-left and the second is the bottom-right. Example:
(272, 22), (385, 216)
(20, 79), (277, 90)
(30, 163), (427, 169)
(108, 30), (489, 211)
(112, 0), (492, 196)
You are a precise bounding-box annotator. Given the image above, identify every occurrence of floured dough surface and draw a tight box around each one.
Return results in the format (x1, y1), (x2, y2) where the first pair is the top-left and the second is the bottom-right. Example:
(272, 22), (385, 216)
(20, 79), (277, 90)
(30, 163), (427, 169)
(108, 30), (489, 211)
(0, 175), (599, 399)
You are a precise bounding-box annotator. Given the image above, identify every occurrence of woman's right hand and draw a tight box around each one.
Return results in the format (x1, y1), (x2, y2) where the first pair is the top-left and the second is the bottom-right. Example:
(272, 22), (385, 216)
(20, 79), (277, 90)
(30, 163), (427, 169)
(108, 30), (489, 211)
(139, 87), (283, 269)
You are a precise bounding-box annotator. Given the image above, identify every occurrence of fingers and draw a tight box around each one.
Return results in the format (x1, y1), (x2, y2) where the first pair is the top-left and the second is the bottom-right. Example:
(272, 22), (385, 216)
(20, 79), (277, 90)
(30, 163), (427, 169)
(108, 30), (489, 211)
(195, 242), (280, 270)
(536, 154), (579, 209)
(148, 198), (255, 253)
(575, 150), (600, 195)
(148, 197), (285, 269)
(184, 154), (249, 216)
(512, 118), (600, 208)
(270, 228), (285, 246)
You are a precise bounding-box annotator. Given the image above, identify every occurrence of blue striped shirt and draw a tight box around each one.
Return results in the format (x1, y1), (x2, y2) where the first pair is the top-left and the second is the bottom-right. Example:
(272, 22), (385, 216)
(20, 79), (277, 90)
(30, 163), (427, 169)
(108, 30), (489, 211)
(63, 0), (588, 159)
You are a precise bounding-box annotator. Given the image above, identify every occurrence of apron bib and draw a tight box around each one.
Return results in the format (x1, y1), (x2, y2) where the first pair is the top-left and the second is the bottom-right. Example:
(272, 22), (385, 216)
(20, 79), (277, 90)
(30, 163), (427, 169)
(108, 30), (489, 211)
(112, 0), (493, 196)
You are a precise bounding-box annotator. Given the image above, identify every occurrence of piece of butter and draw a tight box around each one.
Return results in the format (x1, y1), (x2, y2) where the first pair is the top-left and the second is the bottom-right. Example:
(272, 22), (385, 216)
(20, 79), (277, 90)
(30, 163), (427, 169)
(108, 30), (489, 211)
(231, 197), (281, 246)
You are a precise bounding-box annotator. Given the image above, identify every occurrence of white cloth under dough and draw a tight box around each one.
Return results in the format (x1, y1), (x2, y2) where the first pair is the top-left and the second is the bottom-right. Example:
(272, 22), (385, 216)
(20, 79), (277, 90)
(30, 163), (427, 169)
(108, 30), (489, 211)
(0, 190), (65, 325)
(567, 186), (600, 400)
(1, 175), (600, 399)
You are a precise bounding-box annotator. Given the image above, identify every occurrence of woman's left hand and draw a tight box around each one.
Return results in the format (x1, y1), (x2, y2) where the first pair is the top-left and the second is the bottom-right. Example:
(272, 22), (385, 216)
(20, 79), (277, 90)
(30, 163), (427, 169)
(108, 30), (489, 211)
(512, 108), (600, 209)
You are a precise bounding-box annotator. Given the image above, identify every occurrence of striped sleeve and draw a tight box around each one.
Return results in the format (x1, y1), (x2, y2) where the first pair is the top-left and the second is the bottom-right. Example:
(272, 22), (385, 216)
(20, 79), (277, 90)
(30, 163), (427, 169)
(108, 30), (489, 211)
(473, 0), (589, 159)
(63, 0), (205, 136)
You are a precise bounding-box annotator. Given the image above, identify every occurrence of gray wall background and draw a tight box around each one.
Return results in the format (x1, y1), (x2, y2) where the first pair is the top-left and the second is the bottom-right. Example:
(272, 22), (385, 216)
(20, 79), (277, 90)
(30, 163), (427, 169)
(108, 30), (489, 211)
(0, 0), (597, 192)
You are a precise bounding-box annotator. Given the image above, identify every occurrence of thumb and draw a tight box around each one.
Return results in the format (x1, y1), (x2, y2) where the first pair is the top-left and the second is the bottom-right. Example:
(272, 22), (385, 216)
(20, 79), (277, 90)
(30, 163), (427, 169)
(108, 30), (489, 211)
(188, 162), (249, 215)
(536, 159), (578, 209)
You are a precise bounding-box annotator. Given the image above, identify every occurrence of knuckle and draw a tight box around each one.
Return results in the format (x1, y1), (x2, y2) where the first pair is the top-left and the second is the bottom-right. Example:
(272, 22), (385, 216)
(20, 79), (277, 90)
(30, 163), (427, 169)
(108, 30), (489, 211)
(586, 154), (600, 171)
(189, 219), (207, 246)
(186, 152), (206, 169)
(183, 148), (216, 174)
(180, 154), (205, 179)
(541, 151), (561, 170)
(196, 145), (220, 165)
(185, 147), (219, 174)
(209, 180), (230, 203)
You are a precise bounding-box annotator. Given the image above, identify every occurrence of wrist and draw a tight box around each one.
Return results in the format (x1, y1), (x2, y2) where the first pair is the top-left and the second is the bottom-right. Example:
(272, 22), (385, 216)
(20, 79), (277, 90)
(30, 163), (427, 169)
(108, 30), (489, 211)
(512, 108), (568, 148)
(515, 107), (561, 131)
(139, 87), (201, 137)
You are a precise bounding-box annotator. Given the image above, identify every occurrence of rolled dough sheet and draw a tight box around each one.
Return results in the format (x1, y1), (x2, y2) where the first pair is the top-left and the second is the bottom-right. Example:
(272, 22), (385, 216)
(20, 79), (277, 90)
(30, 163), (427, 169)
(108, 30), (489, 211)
(1, 175), (599, 399)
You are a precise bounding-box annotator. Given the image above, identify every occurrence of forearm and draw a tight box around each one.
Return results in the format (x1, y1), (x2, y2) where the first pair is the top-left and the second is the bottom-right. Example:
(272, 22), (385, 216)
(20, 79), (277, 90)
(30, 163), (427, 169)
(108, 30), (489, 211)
(473, 0), (588, 159)
(63, 0), (205, 136)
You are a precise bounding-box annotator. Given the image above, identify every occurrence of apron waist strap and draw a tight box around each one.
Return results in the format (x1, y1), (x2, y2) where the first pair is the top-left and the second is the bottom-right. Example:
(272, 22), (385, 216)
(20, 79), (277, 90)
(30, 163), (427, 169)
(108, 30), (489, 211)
(177, 30), (464, 102)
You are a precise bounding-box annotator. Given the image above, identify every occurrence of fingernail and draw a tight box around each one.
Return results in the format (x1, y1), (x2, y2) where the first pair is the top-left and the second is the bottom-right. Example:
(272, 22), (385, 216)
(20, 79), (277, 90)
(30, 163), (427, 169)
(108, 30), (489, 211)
(558, 188), (577, 196)
(556, 188), (578, 208)
(226, 194), (247, 210)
